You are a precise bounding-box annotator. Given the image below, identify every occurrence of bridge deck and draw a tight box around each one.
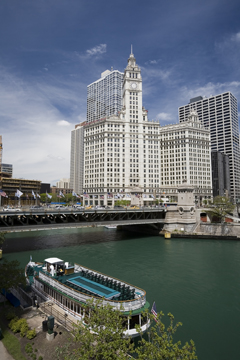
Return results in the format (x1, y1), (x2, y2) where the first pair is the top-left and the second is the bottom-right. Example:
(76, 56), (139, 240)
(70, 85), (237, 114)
(0, 208), (167, 230)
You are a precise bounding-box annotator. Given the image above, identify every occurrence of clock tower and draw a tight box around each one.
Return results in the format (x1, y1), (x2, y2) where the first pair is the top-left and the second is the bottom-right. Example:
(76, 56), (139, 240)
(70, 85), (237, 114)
(118, 47), (149, 193)
(122, 46), (143, 121)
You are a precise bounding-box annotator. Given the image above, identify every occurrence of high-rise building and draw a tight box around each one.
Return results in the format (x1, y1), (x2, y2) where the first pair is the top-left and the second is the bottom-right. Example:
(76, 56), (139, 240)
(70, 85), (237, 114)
(70, 123), (85, 195)
(179, 92), (240, 202)
(87, 69), (123, 123)
(1, 164), (13, 178)
(159, 109), (212, 204)
(83, 50), (154, 204)
(70, 50), (213, 206)
(211, 151), (231, 198)
(56, 178), (70, 189)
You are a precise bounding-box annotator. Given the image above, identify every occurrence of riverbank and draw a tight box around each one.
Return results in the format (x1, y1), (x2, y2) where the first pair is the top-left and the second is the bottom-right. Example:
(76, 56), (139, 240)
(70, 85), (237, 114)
(0, 302), (71, 360)
(160, 233), (239, 240)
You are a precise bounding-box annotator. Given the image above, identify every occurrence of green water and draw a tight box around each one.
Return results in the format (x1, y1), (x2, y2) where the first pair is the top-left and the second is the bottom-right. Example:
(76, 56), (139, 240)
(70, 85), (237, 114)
(2, 227), (240, 359)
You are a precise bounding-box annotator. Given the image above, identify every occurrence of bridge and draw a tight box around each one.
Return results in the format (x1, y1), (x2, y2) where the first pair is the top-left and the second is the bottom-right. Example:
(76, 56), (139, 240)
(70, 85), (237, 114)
(0, 208), (167, 231)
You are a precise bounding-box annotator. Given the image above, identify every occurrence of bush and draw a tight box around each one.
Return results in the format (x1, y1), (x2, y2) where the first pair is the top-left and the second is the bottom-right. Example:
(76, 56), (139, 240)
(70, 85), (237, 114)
(25, 343), (33, 354)
(10, 318), (28, 334)
(6, 311), (16, 321)
(38, 357), (43, 360)
(8, 317), (19, 329)
(26, 329), (36, 340)
(20, 322), (29, 337)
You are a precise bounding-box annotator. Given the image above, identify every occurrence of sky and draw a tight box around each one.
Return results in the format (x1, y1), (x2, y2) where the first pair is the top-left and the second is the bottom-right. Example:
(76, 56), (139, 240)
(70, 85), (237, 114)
(1, 0), (240, 185)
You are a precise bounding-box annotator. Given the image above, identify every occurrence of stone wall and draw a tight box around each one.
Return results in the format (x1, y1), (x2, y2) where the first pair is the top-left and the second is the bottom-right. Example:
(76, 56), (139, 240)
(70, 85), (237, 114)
(198, 222), (240, 237)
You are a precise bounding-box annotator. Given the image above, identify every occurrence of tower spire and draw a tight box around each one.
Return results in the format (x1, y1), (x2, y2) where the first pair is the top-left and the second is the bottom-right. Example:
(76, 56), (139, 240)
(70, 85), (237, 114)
(131, 44), (133, 55)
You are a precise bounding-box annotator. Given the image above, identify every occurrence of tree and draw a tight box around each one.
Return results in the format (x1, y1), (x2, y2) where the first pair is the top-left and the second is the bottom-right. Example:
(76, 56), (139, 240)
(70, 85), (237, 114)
(56, 298), (133, 360)
(206, 196), (235, 223)
(114, 200), (130, 207)
(0, 231), (6, 247)
(56, 299), (197, 360)
(0, 259), (26, 305)
(135, 310), (197, 360)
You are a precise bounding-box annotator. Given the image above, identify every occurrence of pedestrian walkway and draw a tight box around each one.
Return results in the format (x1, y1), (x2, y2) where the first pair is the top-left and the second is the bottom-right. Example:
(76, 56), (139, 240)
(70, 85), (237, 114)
(0, 341), (14, 360)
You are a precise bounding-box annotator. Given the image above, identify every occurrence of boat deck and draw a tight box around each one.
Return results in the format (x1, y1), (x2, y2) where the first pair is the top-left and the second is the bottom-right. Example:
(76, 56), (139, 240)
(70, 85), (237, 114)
(27, 263), (136, 301)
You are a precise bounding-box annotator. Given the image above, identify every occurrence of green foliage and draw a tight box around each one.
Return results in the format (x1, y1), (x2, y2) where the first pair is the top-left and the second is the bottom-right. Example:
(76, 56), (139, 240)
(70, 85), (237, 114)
(26, 328), (37, 340)
(8, 317), (19, 329)
(0, 259), (26, 295)
(0, 317), (27, 360)
(20, 322), (29, 337)
(55, 300), (197, 360)
(6, 310), (16, 320)
(56, 298), (133, 360)
(114, 200), (130, 206)
(25, 343), (33, 354)
(206, 196), (235, 223)
(135, 310), (197, 360)
(31, 354), (37, 360)
(9, 318), (29, 335)
(38, 357), (43, 360)
(0, 231), (6, 246)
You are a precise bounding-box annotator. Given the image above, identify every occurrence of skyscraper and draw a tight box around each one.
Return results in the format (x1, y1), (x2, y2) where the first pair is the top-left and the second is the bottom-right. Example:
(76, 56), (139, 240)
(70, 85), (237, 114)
(70, 50), (212, 206)
(70, 123), (85, 195)
(87, 69), (123, 123)
(179, 92), (240, 202)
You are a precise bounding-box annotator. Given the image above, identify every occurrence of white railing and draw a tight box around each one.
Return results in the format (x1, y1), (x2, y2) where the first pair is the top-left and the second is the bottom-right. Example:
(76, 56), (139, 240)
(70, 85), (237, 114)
(38, 270), (146, 312)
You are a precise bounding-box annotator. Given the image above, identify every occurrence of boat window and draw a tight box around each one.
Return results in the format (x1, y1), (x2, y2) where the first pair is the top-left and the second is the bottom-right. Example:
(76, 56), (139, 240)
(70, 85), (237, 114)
(129, 314), (140, 329)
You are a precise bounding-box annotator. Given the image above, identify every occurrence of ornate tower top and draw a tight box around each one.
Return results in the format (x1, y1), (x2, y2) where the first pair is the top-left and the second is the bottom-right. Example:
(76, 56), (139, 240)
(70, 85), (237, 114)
(126, 45), (137, 69)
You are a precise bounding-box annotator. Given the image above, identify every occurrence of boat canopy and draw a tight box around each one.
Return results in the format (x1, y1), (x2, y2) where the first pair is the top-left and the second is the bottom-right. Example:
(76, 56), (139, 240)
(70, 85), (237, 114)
(44, 257), (64, 264)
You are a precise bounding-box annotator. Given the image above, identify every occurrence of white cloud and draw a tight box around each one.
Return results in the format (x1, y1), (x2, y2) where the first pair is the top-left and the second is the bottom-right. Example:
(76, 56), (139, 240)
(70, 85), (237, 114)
(182, 81), (240, 102)
(0, 65), (86, 184)
(156, 112), (172, 121)
(230, 32), (240, 43)
(57, 120), (71, 126)
(86, 44), (107, 57)
(145, 59), (161, 65)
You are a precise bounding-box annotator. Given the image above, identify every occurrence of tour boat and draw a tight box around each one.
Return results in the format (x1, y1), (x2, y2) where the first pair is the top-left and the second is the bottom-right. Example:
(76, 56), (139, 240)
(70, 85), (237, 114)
(25, 257), (150, 337)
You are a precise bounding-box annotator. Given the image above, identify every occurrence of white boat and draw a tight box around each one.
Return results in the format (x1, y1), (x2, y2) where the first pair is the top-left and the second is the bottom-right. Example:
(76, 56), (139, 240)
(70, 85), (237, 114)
(25, 257), (150, 337)
(104, 225), (117, 229)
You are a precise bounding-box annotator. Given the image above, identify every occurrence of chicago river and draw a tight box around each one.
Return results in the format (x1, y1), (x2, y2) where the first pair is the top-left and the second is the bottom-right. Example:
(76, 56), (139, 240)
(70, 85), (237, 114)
(2, 227), (240, 360)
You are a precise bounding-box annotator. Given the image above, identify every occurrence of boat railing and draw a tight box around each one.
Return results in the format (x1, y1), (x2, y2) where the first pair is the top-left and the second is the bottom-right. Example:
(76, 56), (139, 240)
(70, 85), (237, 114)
(38, 271), (146, 312)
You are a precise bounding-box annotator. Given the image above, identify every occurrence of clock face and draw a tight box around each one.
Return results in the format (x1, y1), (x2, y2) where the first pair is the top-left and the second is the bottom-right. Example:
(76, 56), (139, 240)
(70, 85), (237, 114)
(131, 82), (137, 89)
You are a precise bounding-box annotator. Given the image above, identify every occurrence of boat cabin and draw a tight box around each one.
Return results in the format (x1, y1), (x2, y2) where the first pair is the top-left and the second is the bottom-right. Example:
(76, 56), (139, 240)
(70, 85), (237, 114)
(44, 257), (74, 277)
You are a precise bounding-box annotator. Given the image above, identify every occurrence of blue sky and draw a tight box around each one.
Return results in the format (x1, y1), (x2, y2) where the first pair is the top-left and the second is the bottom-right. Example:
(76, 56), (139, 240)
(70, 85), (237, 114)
(1, 0), (240, 185)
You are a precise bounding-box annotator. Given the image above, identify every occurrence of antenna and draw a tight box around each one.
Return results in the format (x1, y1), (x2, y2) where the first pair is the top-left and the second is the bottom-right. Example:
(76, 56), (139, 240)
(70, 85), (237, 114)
(131, 44), (133, 54)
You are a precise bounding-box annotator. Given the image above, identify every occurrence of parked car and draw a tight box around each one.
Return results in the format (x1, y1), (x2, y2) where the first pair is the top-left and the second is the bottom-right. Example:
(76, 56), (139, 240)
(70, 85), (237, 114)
(129, 205), (140, 210)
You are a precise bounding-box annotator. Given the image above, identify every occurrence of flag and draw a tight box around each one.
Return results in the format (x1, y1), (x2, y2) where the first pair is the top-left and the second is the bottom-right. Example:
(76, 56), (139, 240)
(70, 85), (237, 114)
(100, 195), (104, 199)
(16, 189), (23, 198)
(72, 191), (77, 197)
(36, 193), (40, 198)
(59, 190), (64, 197)
(151, 301), (158, 322)
(32, 190), (36, 199)
(0, 189), (7, 197)
(84, 192), (89, 198)
(46, 192), (52, 199)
